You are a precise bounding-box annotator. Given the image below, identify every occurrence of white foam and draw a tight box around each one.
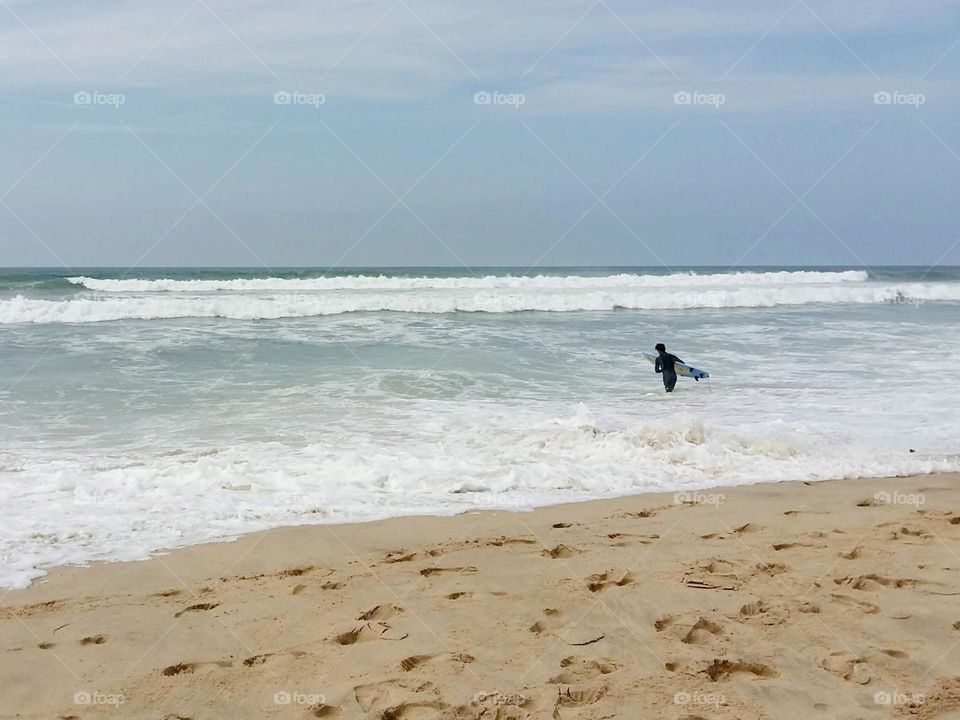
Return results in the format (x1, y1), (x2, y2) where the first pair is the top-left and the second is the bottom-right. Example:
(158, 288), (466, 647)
(66, 270), (869, 292)
(4, 281), (958, 324)
(1, 411), (953, 588)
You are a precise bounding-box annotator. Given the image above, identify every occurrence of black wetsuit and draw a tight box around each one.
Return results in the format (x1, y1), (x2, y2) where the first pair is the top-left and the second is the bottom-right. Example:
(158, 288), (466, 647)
(655, 352), (683, 393)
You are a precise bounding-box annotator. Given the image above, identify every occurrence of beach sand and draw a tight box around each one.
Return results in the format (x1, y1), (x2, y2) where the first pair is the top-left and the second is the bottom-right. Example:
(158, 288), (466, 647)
(2, 474), (959, 719)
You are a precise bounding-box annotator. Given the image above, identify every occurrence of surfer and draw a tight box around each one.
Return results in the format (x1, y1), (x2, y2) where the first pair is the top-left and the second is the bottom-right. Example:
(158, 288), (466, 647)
(654, 343), (683, 393)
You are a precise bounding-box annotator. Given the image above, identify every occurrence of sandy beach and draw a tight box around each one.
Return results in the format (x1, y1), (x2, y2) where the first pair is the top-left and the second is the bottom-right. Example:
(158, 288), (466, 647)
(2, 474), (959, 720)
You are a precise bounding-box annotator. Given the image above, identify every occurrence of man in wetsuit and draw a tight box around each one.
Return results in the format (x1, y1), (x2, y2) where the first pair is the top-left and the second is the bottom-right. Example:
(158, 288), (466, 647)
(654, 342), (683, 393)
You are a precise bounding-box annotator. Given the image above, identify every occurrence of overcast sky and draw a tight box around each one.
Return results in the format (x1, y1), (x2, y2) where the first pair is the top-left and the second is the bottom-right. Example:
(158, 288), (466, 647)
(1, 0), (958, 269)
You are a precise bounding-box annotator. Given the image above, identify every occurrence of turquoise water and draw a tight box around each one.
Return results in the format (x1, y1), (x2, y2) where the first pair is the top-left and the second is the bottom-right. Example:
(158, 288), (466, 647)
(1, 266), (958, 587)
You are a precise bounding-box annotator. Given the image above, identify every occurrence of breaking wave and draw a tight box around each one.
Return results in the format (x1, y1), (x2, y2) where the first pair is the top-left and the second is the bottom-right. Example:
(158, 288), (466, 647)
(2, 280), (958, 324)
(65, 270), (870, 292)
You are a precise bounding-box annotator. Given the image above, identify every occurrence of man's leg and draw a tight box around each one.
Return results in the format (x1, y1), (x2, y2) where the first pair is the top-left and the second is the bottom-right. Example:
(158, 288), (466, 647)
(665, 376), (677, 393)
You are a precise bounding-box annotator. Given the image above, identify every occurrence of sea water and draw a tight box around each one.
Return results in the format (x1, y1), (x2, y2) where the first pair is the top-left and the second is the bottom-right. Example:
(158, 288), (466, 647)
(1, 266), (958, 587)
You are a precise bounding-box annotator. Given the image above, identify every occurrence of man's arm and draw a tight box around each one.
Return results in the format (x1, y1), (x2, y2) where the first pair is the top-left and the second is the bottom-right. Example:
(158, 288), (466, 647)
(654, 357), (662, 373)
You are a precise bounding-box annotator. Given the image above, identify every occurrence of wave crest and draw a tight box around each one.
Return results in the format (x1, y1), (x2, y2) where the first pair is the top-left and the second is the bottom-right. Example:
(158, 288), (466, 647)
(66, 270), (869, 293)
(2, 281), (958, 324)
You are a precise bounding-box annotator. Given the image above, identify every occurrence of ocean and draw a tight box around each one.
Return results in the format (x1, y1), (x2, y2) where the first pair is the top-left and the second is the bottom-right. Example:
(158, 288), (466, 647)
(1, 266), (958, 588)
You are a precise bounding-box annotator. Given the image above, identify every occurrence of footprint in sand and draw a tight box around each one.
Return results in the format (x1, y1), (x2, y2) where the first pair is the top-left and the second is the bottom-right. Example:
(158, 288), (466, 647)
(242, 650), (307, 666)
(420, 566), (477, 577)
(701, 523), (763, 541)
(681, 618), (724, 645)
(357, 604), (404, 621)
(833, 573), (923, 591)
(162, 663), (193, 677)
(739, 600), (790, 625)
(890, 526), (933, 543)
(548, 655), (618, 684)
(586, 569), (634, 592)
(606, 532), (659, 547)
(918, 511), (960, 534)
(682, 559), (742, 590)
(542, 544), (580, 559)
(655, 615), (725, 646)
(399, 652), (474, 672)
(880, 648), (908, 659)
(487, 536), (538, 547)
(174, 602), (219, 618)
(471, 691), (534, 716)
(161, 660), (232, 677)
(700, 658), (777, 681)
(554, 686), (607, 713)
(79, 635), (106, 645)
(611, 508), (659, 519)
(530, 608), (564, 634)
(354, 678), (446, 718)
(310, 704), (340, 718)
(654, 615), (677, 632)
(224, 566), (315, 583)
(772, 542), (815, 551)
(530, 609), (605, 646)
(332, 619), (409, 645)
(383, 550), (417, 564)
(830, 593), (880, 615)
(753, 562), (787, 576)
(816, 651), (874, 684)
(277, 566), (314, 579)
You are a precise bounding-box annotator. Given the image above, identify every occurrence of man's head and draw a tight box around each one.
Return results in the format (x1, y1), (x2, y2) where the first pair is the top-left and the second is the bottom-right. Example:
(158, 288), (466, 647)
(655, 343), (666, 354)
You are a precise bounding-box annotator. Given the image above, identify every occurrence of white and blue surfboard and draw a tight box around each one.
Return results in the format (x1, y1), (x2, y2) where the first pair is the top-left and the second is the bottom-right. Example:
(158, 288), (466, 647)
(644, 352), (710, 381)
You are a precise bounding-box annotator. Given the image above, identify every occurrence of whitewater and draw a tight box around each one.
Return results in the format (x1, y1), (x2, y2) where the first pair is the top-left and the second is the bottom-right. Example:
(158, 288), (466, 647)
(2, 269), (958, 324)
(1, 266), (958, 588)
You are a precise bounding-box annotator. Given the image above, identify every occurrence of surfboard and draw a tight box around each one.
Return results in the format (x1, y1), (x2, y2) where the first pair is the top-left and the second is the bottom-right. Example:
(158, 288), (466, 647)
(644, 352), (710, 381)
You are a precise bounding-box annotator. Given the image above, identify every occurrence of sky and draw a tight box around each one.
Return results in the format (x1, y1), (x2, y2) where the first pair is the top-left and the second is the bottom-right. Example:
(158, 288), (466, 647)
(1, 0), (959, 269)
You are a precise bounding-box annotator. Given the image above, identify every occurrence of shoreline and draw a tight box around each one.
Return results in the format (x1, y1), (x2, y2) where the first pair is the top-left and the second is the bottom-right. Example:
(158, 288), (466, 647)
(2, 473), (959, 718)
